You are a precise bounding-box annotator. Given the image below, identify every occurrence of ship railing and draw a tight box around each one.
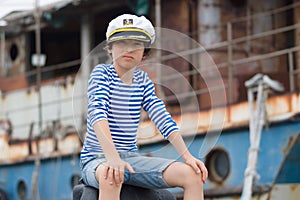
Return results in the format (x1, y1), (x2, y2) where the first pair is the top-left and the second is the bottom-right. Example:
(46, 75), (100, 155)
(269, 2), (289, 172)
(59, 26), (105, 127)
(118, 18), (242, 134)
(155, 2), (300, 106)
(1, 2), (300, 141)
(0, 50), (111, 141)
(160, 45), (300, 102)
(1, 39), (299, 140)
(0, 99), (84, 144)
(0, 59), (81, 82)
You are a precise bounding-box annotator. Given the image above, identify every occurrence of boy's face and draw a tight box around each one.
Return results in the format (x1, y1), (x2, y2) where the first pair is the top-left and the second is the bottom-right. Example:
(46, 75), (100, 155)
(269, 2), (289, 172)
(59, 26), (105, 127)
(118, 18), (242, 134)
(111, 40), (145, 70)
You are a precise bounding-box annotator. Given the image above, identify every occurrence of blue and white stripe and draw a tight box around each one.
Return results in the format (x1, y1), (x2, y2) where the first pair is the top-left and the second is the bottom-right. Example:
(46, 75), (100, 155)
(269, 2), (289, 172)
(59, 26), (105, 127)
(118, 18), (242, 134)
(81, 64), (179, 159)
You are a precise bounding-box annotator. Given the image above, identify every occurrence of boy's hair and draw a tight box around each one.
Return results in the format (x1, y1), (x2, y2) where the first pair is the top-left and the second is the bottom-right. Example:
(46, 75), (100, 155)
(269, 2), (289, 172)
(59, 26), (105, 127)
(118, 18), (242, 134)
(105, 42), (151, 59)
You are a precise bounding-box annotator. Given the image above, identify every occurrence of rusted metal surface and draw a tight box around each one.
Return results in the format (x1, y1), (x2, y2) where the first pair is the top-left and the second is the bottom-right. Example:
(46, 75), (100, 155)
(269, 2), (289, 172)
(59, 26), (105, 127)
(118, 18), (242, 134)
(0, 78), (78, 137)
(204, 185), (271, 199)
(1, 91), (298, 163)
(0, 132), (81, 164)
(281, 136), (296, 156)
(0, 33), (28, 91)
(138, 92), (300, 145)
(268, 184), (300, 199)
(0, 1), (298, 200)
(160, 0), (191, 104)
(296, 0), (300, 83)
(198, 0), (222, 45)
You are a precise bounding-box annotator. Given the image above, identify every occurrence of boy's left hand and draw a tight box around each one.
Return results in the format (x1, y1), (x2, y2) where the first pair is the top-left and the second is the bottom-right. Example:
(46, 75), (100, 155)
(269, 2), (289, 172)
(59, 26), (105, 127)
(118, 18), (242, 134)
(167, 132), (208, 183)
(184, 155), (208, 183)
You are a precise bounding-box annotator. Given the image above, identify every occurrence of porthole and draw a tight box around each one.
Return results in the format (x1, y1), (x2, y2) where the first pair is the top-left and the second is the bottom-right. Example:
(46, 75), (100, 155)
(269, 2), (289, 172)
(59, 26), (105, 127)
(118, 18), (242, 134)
(17, 180), (27, 200)
(9, 43), (19, 61)
(70, 174), (81, 188)
(205, 148), (230, 183)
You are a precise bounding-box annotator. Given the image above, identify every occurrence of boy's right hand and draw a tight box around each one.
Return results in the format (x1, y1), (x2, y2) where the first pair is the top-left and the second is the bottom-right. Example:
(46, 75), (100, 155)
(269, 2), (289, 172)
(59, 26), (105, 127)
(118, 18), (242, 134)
(103, 159), (135, 186)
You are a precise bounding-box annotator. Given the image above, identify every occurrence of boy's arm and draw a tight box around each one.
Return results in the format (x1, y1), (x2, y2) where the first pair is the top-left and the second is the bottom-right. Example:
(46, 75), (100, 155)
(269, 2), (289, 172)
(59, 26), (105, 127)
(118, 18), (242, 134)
(93, 120), (135, 185)
(88, 66), (134, 185)
(167, 131), (208, 183)
(142, 76), (179, 139)
(141, 73), (207, 182)
(93, 120), (120, 161)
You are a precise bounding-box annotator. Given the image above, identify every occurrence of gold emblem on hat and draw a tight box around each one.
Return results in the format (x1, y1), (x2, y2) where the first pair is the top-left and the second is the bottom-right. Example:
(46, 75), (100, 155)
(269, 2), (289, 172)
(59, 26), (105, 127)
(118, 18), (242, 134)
(123, 19), (133, 26)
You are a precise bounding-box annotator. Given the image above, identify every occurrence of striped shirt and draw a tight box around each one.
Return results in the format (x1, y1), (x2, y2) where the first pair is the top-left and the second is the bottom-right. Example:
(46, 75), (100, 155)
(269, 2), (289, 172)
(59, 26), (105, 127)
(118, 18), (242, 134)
(80, 64), (179, 159)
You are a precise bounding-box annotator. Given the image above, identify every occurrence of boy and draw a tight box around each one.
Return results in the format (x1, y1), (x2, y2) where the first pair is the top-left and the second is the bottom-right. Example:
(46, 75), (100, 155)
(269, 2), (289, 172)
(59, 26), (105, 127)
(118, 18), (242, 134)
(80, 14), (208, 200)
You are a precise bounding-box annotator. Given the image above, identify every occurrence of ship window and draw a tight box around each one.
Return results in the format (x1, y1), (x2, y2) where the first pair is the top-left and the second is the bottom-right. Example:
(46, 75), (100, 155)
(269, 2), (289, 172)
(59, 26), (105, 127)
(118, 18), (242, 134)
(9, 43), (18, 61)
(205, 148), (230, 183)
(17, 180), (27, 200)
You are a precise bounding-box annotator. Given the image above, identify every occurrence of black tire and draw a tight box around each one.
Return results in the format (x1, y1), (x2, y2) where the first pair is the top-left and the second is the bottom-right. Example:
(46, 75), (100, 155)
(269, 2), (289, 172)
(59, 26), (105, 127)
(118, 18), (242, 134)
(75, 183), (176, 200)
(0, 189), (8, 200)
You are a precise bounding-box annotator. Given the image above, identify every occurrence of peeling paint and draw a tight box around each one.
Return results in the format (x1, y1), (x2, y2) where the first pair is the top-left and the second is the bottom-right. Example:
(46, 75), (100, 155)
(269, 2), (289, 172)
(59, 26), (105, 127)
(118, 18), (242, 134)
(138, 93), (300, 145)
(281, 136), (295, 156)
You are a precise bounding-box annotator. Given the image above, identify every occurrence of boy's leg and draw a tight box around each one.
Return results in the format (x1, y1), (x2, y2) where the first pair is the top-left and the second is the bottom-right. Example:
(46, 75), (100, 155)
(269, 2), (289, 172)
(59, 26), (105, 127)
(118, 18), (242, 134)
(163, 161), (204, 200)
(96, 164), (122, 200)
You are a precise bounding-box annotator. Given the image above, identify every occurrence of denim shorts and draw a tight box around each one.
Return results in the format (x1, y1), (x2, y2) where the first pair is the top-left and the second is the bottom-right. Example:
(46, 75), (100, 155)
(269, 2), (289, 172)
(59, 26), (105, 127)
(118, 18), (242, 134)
(80, 151), (176, 189)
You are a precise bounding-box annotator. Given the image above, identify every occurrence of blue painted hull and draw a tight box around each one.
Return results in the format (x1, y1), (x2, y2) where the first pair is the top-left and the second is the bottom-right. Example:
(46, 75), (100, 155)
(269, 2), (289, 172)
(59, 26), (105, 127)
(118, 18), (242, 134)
(0, 118), (299, 199)
(0, 156), (81, 200)
(139, 118), (300, 192)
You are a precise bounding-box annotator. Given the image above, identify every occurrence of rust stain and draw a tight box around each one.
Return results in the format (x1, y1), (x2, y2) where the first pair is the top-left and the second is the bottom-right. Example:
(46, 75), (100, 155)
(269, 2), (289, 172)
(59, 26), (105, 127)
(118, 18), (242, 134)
(1, 91), (300, 162)
(138, 92), (300, 145)
(290, 184), (298, 191)
(0, 91), (6, 101)
(0, 75), (28, 92)
(281, 136), (295, 155)
(289, 184), (299, 192)
(0, 132), (81, 164)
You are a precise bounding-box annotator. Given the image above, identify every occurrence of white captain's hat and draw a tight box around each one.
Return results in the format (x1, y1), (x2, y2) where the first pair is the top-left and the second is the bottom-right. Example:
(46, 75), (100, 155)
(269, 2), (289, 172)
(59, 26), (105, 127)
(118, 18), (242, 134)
(106, 14), (155, 45)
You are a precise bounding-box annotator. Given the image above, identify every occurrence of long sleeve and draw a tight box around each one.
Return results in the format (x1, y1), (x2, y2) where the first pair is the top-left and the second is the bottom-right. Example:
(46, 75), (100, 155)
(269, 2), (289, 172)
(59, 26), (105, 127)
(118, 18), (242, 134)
(87, 65), (110, 126)
(142, 74), (179, 138)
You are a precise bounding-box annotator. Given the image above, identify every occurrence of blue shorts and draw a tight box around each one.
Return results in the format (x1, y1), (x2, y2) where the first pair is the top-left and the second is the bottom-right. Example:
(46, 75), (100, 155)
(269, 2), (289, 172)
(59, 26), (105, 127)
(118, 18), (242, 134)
(80, 151), (176, 189)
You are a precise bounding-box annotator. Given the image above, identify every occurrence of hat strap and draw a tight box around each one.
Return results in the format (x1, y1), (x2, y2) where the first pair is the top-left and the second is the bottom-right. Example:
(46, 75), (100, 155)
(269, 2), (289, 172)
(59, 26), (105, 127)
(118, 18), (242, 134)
(108, 28), (152, 41)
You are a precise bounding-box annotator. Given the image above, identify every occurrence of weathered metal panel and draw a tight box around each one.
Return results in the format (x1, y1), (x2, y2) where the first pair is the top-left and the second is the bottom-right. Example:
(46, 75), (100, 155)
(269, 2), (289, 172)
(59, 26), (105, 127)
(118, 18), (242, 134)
(269, 184), (300, 200)
(249, 0), (289, 56)
(138, 93), (300, 144)
(276, 133), (300, 183)
(0, 155), (80, 200)
(0, 133), (81, 164)
(295, 0), (300, 88)
(139, 119), (300, 199)
(161, 0), (191, 103)
(0, 33), (28, 91)
(198, 0), (222, 45)
(0, 77), (80, 139)
(2, 34), (26, 77)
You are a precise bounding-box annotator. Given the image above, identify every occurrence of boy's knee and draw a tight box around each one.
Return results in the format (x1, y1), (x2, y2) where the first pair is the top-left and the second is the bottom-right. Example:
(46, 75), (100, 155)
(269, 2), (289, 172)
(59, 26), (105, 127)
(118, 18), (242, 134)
(183, 167), (203, 188)
(100, 181), (122, 192)
(95, 164), (106, 182)
(96, 164), (122, 191)
(98, 177), (122, 193)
